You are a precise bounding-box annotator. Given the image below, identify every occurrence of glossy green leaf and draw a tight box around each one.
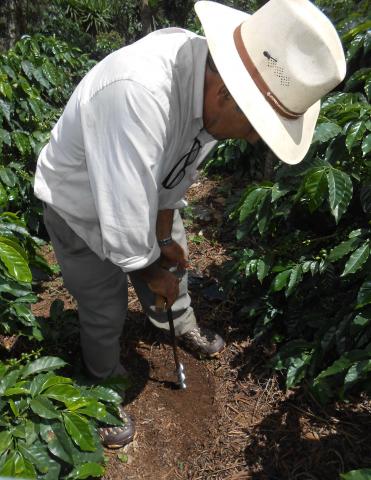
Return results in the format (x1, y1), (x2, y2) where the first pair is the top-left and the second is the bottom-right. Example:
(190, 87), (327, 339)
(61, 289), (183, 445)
(40, 375), (73, 393)
(39, 423), (74, 465)
(326, 168), (353, 223)
(271, 270), (291, 292)
(0, 128), (11, 146)
(18, 440), (53, 475)
(286, 265), (303, 297)
(0, 370), (19, 395)
(0, 431), (12, 454)
(22, 356), (66, 378)
(328, 237), (361, 262)
(357, 280), (371, 308)
(63, 412), (95, 451)
(312, 122), (342, 143)
(362, 134), (371, 156)
(314, 350), (371, 382)
(30, 397), (61, 419)
(360, 184), (371, 214)
(239, 188), (268, 222)
(32, 67), (50, 89)
(257, 258), (270, 283)
(85, 385), (122, 404)
(0, 167), (17, 187)
(0, 451), (36, 479)
(342, 241), (370, 276)
(12, 130), (30, 156)
(0, 99), (11, 122)
(44, 384), (81, 404)
(66, 462), (105, 479)
(0, 239), (31, 282)
(344, 359), (371, 391)
(304, 168), (328, 211)
(68, 399), (107, 420)
(21, 60), (34, 79)
(341, 469), (371, 479)
(346, 120), (367, 151)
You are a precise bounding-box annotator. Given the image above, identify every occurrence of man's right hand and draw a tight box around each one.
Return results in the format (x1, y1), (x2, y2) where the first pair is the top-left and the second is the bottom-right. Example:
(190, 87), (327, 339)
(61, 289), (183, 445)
(137, 264), (180, 307)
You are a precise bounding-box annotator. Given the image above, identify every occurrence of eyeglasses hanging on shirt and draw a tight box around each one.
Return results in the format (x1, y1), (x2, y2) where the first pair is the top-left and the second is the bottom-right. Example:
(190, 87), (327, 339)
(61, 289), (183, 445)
(161, 137), (202, 190)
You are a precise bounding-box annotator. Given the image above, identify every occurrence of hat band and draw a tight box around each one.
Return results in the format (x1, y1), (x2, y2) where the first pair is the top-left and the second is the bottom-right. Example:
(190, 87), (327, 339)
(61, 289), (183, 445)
(233, 24), (304, 120)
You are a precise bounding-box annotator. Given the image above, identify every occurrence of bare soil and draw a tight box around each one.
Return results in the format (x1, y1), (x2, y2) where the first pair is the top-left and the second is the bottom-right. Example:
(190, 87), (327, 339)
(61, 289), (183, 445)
(8, 175), (371, 479)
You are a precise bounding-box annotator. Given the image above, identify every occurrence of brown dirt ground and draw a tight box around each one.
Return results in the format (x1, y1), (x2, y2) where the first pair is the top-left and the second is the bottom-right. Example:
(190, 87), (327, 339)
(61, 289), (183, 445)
(6, 175), (371, 479)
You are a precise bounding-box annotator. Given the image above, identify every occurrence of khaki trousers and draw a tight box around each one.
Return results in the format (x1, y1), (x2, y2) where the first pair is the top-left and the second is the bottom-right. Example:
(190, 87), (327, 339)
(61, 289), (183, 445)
(43, 204), (196, 379)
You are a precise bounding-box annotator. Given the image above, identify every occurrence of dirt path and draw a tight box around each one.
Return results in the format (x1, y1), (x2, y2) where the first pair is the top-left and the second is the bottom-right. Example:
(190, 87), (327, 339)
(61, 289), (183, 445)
(27, 175), (371, 480)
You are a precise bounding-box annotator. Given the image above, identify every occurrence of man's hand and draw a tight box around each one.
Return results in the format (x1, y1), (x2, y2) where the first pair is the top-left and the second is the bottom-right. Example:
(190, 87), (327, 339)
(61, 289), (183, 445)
(137, 263), (180, 307)
(160, 240), (189, 270)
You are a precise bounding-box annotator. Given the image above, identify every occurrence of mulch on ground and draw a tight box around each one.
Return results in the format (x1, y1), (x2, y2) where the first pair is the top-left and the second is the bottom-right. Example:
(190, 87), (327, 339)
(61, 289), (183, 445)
(3, 174), (371, 479)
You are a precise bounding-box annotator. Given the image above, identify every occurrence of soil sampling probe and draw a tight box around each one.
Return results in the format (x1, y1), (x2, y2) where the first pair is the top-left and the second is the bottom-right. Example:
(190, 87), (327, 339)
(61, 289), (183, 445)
(166, 305), (186, 390)
(156, 295), (186, 389)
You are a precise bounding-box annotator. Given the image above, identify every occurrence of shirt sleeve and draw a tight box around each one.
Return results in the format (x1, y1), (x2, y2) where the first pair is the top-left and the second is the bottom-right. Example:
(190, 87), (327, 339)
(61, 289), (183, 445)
(80, 80), (169, 272)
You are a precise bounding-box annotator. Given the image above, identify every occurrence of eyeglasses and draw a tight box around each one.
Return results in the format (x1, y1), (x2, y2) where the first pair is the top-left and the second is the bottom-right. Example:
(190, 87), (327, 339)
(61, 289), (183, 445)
(161, 138), (201, 190)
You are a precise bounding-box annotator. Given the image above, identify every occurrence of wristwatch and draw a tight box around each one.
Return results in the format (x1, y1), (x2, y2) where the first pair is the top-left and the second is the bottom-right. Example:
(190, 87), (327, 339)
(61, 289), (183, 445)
(158, 237), (173, 247)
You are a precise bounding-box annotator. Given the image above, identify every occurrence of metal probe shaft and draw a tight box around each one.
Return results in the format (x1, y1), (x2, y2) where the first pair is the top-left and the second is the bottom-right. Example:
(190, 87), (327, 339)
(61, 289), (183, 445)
(167, 306), (186, 389)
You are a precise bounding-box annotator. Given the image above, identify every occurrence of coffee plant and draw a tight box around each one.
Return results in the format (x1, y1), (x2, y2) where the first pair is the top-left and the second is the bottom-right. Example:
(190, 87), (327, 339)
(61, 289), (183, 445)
(0, 354), (124, 479)
(221, 10), (371, 403)
(0, 34), (94, 229)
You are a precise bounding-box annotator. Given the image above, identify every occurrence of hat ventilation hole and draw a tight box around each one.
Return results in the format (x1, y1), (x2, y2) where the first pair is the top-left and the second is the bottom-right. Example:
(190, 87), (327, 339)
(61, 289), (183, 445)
(266, 58), (290, 87)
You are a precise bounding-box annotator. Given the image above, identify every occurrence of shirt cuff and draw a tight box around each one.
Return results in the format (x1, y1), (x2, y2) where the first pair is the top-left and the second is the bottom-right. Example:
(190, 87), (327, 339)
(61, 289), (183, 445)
(107, 242), (161, 273)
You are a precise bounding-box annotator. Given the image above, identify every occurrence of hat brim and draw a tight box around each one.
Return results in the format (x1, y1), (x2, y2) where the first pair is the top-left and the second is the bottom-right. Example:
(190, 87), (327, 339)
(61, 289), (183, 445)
(195, 1), (320, 165)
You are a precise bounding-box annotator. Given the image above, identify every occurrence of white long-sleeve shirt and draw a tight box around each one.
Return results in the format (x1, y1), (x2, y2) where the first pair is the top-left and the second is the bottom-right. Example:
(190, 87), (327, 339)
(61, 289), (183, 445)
(34, 28), (217, 272)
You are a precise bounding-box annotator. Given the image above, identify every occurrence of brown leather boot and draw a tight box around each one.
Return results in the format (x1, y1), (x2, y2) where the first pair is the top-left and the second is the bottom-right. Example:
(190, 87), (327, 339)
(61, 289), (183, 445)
(178, 325), (225, 358)
(99, 405), (135, 449)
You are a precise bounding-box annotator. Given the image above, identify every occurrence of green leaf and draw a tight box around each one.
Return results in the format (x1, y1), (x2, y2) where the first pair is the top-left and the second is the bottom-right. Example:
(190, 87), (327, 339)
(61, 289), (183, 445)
(0, 167), (17, 187)
(21, 60), (34, 79)
(22, 356), (66, 378)
(257, 258), (270, 283)
(12, 130), (30, 156)
(0, 235), (27, 260)
(286, 265), (303, 297)
(0, 99), (11, 122)
(85, 385), (122, 405)
(304, 168), (327, 211)
(271, 270), (291, 292)
(239, 188), (268, 222)
(66, 462), (105, 479)
(39, 423), (74, 465)
(0, 128), (11, 146)
(312, 122), (342, 143)
(326, 168), (353, 223)
(315, 350), (371, 382)
(360, 185), (371, 214)
(0, 431), (12, 454)
(0, 370), (20, 395)
(44, 384), (81, 404)
(342, 241), (370, 276)
(362, 134), (371, 156)
(40, 375), (73, 393)
(32, 68), (50, 89)
(357, 280), (371, 308)
(286, 351), (311, 389)
(30, 397), (61, 419)
(328, 237), (361, 262)
(346, 120), (367, 151)
(0, 451), (36, 479)
(18, 440), (54, 475)
(0, 240), (32, 282)
(63, 412), (96, 451)
(341, 469), (371, 480)
(344, 359), (371, 391)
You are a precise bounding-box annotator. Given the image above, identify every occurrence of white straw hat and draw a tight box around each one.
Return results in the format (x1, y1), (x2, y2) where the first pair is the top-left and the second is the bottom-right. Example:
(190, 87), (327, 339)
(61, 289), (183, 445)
(195, 0), (346, 164)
